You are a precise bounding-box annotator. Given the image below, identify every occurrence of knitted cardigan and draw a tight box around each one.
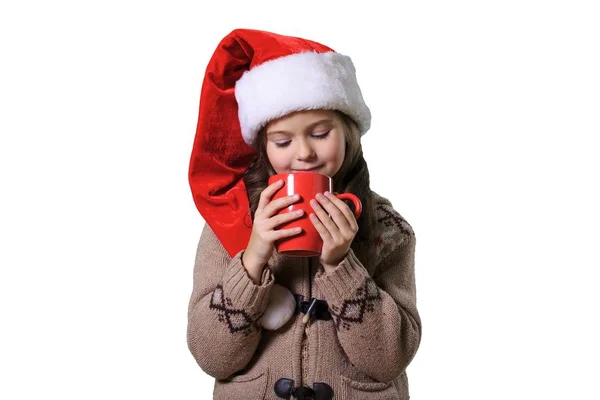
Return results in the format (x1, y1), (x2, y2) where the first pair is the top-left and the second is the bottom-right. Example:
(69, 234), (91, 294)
(187, 191), (421, 399)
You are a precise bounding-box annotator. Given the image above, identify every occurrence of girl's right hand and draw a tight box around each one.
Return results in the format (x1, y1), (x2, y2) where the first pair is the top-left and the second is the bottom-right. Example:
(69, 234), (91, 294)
(242, 179), (303, 279)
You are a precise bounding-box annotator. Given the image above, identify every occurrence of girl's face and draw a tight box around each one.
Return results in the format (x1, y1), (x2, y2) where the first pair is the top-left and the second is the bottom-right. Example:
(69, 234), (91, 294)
(264, 110), (346, 177)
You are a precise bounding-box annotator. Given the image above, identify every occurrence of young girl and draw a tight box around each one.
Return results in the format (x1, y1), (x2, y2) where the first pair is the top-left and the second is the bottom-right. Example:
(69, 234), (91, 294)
(187, 29), (421, 400)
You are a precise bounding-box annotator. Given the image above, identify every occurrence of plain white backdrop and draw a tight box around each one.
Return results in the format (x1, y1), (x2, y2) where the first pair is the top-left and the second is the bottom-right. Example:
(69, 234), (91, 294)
(1, 0), (599, 399)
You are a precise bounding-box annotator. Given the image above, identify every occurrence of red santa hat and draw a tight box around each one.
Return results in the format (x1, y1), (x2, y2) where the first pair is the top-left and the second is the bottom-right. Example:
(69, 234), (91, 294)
(189, 29), (371, 257)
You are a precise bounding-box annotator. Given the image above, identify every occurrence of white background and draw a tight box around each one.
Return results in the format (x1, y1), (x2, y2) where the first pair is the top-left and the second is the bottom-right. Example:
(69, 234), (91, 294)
(1, 1), (599, 399)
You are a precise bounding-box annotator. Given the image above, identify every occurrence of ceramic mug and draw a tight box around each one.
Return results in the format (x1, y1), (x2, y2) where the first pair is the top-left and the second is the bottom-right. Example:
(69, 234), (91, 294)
(267, 172), (362, 257)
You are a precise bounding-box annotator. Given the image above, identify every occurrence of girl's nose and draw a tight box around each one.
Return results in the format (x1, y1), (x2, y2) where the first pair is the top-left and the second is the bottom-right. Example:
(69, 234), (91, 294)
(296, 140), (316, 161)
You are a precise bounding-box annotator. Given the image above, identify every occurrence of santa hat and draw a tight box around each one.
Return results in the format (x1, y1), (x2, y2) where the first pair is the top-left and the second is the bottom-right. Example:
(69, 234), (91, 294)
(189, 29), (371, 258)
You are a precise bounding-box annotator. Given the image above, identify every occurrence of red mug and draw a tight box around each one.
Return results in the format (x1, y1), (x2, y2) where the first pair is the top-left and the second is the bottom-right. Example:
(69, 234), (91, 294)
(267, 172), (362, 257)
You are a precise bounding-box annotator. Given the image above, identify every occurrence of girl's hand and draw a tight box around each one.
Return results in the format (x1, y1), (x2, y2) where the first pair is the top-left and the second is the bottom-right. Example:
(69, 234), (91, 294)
(243, 179), (303, 281)
(309, 191), (359, 273)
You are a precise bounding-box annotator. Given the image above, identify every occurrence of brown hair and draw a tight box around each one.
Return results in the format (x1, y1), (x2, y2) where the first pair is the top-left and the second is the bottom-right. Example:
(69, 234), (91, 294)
(242, 111), (377, 260)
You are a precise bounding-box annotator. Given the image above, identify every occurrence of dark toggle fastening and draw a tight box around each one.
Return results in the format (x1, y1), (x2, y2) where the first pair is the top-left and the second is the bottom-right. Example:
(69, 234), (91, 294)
(274, 378), (334, 400)
(274, 378), (295, 398)
(294, 294), (332, 321)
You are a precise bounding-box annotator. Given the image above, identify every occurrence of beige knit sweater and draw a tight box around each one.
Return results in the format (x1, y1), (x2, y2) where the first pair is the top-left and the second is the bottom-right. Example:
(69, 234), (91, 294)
(187, 192), (421, 399)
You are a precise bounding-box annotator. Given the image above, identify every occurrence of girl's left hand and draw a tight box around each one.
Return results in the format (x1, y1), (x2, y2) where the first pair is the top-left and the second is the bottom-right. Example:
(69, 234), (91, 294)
(309, 191), (359, 273)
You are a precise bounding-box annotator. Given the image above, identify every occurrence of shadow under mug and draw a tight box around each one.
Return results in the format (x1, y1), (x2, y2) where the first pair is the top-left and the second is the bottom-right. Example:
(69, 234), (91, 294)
(268, 172), (362, 257)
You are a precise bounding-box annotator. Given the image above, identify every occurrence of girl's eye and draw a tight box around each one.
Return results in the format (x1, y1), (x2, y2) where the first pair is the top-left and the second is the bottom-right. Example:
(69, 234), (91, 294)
(274, 131), (330, 147)
(312, 131), (330, 139)
(274, 141), (291, 148)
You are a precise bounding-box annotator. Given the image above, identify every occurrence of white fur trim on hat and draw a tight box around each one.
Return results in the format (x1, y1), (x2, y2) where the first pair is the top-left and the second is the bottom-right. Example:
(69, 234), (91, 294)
(235, 51), (371, 147)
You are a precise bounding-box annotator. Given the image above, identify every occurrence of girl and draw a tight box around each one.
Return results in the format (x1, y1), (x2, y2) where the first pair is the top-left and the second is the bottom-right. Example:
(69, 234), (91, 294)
(187, 29), (421, 400)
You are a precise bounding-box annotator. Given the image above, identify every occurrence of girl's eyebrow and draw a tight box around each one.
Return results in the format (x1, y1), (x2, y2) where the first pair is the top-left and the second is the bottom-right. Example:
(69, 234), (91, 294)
(266, 118), (333, 137)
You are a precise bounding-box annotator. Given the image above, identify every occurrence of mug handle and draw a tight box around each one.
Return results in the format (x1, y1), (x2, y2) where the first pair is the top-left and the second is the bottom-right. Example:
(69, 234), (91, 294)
(333, 193), (362, 219)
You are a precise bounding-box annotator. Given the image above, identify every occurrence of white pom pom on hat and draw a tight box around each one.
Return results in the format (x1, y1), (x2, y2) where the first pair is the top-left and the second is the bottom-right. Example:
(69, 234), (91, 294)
(260, 284), (297, 330)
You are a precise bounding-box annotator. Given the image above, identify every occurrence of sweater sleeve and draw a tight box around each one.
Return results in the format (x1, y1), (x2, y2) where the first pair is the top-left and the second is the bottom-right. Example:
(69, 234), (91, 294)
(313, 233), (421, 383)
(187, 223), (274, 380)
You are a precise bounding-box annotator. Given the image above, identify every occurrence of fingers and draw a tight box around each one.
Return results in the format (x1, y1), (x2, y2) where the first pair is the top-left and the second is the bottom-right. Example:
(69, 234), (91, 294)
(256, 179), (285, 215)
(260, 211), (303, 243)
(253, 180), (304, 244)
(271, 226), (302, 241)
(309, 209), (332, 239)
(262, 193), (300, 218)
(265, 208), (304, 230)
(256, 179), (302, 220)
(310, 192), (355, 238)
(252, 210), (302, 247)
(323, 192), (359, 232)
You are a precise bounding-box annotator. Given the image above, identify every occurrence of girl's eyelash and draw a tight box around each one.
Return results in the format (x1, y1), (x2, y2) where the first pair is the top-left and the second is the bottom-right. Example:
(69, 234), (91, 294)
(273, 131), (330, 148)
(313, 131), (330, 139)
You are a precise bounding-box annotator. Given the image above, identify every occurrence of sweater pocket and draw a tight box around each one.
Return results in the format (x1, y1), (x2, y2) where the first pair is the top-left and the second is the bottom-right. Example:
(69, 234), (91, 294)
(213, 368), (268, 400)
(339, 375), (400, 400)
